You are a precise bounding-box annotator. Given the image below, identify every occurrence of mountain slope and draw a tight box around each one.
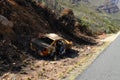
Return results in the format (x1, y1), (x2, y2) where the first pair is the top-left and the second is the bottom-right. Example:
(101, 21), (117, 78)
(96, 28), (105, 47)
(0, 0), (119, 79)
(58, 0), (120, 33)
(90, 0), (120, 19)
(0, 0), (97, 75)
(61, 0), (120, 19)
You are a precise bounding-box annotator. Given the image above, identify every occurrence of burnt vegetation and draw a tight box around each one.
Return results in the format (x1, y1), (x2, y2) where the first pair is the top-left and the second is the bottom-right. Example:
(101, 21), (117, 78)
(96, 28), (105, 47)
(0, 0), (98, 76)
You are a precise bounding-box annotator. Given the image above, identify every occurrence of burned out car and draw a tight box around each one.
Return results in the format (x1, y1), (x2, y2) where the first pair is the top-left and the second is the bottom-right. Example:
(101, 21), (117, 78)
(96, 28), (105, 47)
(30, 33), (73, 57)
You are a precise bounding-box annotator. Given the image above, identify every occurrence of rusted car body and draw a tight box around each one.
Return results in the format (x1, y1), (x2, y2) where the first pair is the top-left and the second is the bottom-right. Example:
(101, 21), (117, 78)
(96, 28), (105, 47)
(30, 33), (72, 57)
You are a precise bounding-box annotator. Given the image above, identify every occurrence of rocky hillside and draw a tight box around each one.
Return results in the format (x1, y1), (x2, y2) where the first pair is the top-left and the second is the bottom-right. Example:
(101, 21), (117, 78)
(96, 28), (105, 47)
(0, 0), (98, 75)
(86, 0), (120, 19)
(0, 0), (96, 44)
(58, 0), (120, 33)
(0, 0), (119, 79)
(96, 0), (120, 14)
(59, 0), (120, 19)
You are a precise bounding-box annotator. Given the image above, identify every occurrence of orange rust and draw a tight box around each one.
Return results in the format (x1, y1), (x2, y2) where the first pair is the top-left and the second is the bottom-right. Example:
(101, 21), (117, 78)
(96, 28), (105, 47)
(42, 48), (49, 56)
(61, 8), (73, 16)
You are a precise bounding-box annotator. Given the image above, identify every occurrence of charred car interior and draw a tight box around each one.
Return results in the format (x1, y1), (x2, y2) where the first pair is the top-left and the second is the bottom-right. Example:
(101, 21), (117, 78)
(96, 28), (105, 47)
(30, 33), (73, 59)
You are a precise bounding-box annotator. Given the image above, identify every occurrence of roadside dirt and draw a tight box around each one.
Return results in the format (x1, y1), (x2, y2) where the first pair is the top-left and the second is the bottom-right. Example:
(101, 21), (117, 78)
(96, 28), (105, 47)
(0, 33), (110, 80)
(0, 33), (119, 80)
(0, 0), (111, 80)
(0, 45), (94, 80)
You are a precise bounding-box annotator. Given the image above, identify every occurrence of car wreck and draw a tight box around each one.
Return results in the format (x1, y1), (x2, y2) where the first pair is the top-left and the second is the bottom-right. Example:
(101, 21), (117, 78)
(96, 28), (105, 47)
(30, 33), (73, 58)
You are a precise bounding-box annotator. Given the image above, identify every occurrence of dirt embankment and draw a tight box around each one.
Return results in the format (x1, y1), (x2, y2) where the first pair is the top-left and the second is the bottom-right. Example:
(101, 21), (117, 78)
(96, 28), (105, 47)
(0, 0), (97, 77)
(0, 0), (96, 44)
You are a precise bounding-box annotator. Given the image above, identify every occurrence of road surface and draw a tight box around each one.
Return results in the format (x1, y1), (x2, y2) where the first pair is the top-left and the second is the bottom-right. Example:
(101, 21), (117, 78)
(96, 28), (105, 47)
(76, 35), (120, 80)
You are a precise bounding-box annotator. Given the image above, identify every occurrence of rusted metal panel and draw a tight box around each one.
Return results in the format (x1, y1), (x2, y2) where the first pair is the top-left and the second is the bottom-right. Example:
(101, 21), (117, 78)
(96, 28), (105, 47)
(44, 33), (63, 40)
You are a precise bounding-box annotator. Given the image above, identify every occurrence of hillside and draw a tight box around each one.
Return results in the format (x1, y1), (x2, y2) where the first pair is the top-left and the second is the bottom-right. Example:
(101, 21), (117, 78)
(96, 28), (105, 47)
(0, 0), (97, 76)
(89, 0), (120, 19)
(0, 0), (97, 45)
(58, 0), (120, 33)
(0, 0), (120, 79)
(60, 0), (120, 19)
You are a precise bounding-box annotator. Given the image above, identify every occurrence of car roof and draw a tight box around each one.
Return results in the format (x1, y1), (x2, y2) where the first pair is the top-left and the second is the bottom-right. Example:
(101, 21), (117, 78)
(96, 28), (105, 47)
(44, 33), (63, 40)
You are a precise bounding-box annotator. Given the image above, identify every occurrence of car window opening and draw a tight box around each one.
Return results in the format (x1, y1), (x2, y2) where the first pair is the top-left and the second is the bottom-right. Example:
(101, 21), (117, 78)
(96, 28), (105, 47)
(39, 37), (54, 44)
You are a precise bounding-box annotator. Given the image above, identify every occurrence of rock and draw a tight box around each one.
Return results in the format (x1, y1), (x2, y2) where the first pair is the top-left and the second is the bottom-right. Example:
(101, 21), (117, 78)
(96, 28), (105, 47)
(61, 8), (74, 16)
(0, 15), (13, 27)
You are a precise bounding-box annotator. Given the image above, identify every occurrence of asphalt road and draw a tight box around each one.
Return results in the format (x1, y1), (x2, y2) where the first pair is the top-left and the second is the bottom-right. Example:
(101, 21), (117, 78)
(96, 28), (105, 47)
(76, 35), (120, 80)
